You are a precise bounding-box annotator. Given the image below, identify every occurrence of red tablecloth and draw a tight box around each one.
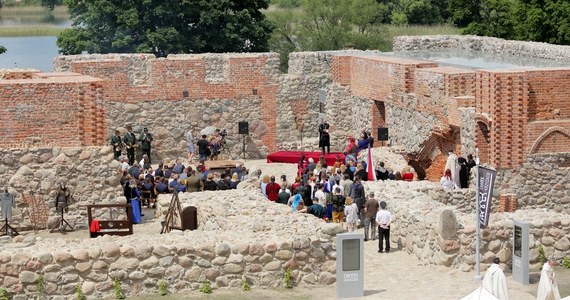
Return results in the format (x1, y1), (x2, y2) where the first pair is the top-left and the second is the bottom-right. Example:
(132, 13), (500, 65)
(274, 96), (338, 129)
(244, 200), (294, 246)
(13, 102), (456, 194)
(266, 151), (343, 166)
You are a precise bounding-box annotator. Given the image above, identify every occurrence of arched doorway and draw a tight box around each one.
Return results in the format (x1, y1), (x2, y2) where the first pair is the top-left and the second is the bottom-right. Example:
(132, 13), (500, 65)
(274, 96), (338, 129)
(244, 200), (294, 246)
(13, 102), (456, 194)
(475, 121), (491, 165)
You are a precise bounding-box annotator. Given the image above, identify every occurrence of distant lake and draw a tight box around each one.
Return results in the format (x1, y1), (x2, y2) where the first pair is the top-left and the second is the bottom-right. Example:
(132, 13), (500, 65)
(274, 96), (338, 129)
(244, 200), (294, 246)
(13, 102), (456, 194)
(0, 36), (59, 72)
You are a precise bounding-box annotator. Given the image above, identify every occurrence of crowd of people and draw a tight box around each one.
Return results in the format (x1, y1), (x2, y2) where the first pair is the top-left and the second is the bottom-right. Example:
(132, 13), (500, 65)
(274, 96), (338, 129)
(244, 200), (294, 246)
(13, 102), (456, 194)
(254, 141), (398, 253)
(117, 153), (251, 223)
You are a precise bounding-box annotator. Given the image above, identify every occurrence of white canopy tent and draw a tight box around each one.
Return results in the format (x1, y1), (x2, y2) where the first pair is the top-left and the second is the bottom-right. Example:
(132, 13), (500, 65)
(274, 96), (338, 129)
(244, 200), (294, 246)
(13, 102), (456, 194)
(460, 286), (500, 300)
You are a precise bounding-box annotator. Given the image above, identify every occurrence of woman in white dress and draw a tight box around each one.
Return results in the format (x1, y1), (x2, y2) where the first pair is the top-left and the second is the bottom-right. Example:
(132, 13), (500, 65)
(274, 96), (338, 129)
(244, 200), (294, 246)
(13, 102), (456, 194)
(440, 169), (455, 191)
(186, 130), (195, 162)
(344, 197), (358, 232)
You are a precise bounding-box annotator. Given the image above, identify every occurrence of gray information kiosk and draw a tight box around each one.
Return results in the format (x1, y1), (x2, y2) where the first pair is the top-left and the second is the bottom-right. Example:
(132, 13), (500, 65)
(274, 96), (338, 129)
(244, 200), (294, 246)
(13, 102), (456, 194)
(336, 232), (364, 299)
(512, 220), (529, 285)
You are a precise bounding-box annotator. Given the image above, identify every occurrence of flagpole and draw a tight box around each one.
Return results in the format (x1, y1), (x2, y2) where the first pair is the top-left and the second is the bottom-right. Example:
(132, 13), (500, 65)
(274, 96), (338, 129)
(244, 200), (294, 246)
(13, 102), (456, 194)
(475, 148), (481, 281)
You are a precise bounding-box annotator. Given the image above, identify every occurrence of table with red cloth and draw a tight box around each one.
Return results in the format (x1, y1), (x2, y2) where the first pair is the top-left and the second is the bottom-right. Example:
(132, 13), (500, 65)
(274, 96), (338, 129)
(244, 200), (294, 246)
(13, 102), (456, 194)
(266, 151), (343, 166)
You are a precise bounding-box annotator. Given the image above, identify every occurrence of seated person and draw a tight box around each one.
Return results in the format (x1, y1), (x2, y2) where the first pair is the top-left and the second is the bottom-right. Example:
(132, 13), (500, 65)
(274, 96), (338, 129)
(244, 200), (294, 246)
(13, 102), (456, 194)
(203, 173), (218, 191)
(155, 178), (169, 194)
(440, 169), (455, 191)
(173, 160), (185, 174)
(401, 166), (416, 181)
(176, 179), (186, 193)
(168, 174), (179, 192)
(217, 176), (231, 190)
(154, 164), (164, 178)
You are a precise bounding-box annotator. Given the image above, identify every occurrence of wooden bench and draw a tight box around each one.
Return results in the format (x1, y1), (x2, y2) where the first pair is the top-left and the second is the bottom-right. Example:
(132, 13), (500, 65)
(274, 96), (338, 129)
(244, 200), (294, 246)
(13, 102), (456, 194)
(87, 204), (133, 238)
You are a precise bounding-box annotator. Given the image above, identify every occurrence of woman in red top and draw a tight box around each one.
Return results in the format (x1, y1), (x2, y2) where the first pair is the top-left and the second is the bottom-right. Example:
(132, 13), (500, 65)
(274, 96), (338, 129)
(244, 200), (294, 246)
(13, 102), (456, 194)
(401, 166), (416, 181)
(345, 136), (357, 157)
(291, 176), (302, 192)
(297, 154), (308, 178)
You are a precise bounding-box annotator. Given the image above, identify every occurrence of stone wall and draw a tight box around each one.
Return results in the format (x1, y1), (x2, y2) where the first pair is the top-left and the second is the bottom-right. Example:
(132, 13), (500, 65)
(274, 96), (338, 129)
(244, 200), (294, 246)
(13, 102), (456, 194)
(53, 53), (281, 157)
(365, 180), (570, 272)
(495, 153), (570, 214)
(0, 146), (122, 231)
(0, 190), (340, 299)
(393, 35), (570, 62)
(275, 52), (332, 152)
(420, 154), (570, 215)
(386, 104), (438, 153)
(325, 83), (373, 149)
(460, 107), (476, 156)
(107, 96), (269, 161)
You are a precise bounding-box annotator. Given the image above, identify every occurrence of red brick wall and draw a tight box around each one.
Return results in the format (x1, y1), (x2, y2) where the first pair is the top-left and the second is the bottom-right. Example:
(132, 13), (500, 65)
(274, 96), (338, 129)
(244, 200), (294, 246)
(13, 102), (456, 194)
(331, 55), (351, 86)
(527, 69), (570, 121)
(371, 101), (386, 138)
(346, 56), (437, 101)
(0, 73), (105, 148)
(476, 70), (529, 168)
(58, 54), (280, 152)
(526, 121), (570, 154)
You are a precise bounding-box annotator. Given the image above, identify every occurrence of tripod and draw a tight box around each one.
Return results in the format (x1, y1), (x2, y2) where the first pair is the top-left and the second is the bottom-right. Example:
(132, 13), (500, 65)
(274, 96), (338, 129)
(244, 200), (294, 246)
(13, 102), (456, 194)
(50, 209), (74, 234)
(160, 191), (182, 234)
(237, 134), (255, 161)
(220, 138), (233, 160)
(0, 218), (19, 237)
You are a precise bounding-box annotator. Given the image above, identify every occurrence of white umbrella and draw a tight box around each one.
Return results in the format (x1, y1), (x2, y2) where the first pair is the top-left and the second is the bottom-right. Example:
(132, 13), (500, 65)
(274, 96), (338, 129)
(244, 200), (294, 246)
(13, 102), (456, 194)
(460, 286), (500, 300)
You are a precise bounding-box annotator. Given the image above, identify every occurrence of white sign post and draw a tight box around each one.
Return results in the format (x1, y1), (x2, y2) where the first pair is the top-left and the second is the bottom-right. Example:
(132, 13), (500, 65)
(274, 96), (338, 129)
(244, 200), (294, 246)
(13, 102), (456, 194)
(336, 232), (364, 298)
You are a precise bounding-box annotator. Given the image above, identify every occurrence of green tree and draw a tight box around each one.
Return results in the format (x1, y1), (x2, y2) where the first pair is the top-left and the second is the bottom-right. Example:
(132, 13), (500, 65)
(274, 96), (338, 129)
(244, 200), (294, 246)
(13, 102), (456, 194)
(57, 0), (274, 56)
(298, 0), (352, 50)
(267, 8), (302, 71)
(0, 46), (5, 54)
(513, 0), (570, 44)
(391, 0), (444, 25)
(448, 0), (481, 27)
(349, 0), (389, 33)
(461, 0), (516, 39)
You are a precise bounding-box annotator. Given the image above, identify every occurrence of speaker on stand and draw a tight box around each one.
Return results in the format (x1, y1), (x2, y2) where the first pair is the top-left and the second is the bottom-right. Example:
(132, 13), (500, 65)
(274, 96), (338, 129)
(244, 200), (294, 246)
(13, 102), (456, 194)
(377, 127), (389, 147)
(237, 121), (254, 161)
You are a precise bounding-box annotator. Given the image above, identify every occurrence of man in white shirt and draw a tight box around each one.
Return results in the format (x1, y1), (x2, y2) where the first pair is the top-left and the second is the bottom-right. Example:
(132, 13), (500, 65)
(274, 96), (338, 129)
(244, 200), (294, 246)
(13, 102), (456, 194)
(375, 201), (391, 253)
(120, 156), (130, 171)
(314, 184), (326, 207)
(332, 179), (343, 196)
(482, 257), (509, 300)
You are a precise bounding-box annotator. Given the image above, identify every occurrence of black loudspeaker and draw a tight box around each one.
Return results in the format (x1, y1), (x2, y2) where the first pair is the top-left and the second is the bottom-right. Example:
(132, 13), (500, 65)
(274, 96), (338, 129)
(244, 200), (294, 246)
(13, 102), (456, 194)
(238, 121), (249, 135)
(377, 127), (389, 141)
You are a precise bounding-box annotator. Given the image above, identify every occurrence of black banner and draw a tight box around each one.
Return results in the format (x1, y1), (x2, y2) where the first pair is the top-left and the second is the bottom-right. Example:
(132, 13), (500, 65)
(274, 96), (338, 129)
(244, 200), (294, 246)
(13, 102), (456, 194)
(478, 166), (496, 229)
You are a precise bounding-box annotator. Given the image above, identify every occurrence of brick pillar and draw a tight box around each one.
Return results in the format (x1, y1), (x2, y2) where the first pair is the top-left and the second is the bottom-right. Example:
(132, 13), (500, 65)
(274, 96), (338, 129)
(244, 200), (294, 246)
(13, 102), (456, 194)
(331, 56), (351, 86)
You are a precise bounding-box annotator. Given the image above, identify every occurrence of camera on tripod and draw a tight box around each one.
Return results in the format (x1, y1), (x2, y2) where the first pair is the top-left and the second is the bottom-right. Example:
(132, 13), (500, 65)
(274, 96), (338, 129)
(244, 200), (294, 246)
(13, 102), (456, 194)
(219, 128), (228, 146)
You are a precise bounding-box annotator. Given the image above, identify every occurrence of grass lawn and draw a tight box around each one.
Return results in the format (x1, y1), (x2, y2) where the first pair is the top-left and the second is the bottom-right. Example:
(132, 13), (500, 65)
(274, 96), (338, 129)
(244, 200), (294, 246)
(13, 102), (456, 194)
(0, 5), (68, 36)
(0, 26), (64, 36)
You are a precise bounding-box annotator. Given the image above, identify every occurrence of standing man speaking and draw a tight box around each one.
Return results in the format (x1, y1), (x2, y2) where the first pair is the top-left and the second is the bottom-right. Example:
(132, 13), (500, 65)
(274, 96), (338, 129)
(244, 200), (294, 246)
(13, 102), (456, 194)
(140, 128), (154, 163)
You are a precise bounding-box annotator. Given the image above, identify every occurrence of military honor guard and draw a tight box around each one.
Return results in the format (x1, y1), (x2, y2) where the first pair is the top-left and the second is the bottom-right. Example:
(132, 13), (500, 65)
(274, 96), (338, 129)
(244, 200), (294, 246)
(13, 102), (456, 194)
(110, 130), (123, 161)
(124, 125), (137, 165)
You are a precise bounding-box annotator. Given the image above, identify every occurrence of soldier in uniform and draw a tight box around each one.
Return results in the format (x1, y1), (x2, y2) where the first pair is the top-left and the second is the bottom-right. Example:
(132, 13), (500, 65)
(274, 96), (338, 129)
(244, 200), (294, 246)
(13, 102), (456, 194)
(110, 130), (123, 161)
(124, 125), (137, 165)
(139, 128), (153, 164)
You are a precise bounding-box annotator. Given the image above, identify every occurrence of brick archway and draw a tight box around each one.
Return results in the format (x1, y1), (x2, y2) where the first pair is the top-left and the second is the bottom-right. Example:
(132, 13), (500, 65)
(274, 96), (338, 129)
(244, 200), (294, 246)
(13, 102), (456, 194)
(528, 126), (570, 154)
(419, 129), (462, 181)
(474, 114), (492, 165)
(475, 121), (491, 164)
